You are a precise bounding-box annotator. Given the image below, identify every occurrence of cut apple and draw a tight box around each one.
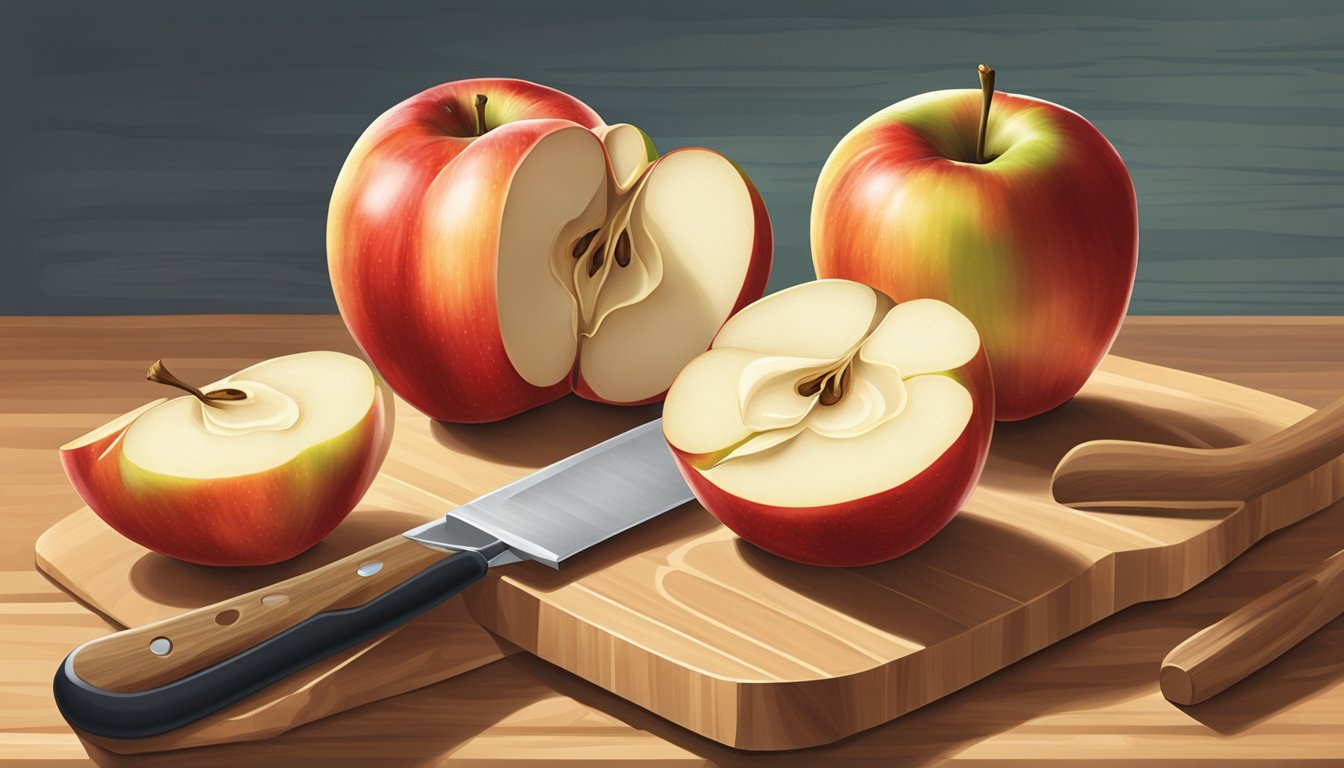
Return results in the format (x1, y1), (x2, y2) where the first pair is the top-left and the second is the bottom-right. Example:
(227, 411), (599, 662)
(663, 279), (995, 567)
(487, 132), (768, 408)
(329, 79), (772, 423)
(60, 352), (394, 566)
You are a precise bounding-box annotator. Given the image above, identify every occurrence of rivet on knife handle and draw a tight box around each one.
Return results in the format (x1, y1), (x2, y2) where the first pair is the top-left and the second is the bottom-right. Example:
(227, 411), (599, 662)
(53, 536), (490, 739)
(1160, 548), (1344, 706)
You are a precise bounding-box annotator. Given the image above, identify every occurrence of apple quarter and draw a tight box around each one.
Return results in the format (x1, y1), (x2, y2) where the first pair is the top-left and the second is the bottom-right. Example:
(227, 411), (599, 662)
(59, 351), (394, 566)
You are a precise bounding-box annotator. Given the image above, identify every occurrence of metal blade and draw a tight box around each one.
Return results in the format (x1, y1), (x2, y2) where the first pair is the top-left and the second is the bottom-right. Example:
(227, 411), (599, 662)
(403, 419), (693, 569)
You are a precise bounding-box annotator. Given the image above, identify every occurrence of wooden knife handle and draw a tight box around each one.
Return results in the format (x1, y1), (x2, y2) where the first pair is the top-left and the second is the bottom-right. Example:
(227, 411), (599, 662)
(53, 535), (487, 739)
(1160, 549), (1344, 706)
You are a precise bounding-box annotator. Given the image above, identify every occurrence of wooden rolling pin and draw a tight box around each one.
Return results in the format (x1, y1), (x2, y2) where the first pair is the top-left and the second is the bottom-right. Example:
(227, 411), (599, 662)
(1052, 394), (1344, 705)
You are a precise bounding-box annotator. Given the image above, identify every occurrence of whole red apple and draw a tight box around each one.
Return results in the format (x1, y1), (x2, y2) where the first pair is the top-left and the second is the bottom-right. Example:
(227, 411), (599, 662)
(663, 280), (994, 567)
(812, 65), (1136, 421)
(329, 78), (771, 423)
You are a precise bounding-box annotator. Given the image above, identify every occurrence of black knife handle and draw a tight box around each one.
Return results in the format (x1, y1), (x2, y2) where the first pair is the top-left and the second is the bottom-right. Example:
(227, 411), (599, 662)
(54, 537), (488, 740)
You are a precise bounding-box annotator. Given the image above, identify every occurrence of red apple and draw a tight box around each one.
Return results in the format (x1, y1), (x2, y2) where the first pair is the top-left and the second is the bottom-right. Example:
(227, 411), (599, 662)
(812, 65), (1136, 421)
(328, 78), (771, 423)
(662, 280), (993, 567)
(59, 352), (394, 566)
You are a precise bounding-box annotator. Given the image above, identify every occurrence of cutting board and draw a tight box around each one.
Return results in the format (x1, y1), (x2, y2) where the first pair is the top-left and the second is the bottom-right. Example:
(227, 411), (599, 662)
(36, 356), (1344, 752)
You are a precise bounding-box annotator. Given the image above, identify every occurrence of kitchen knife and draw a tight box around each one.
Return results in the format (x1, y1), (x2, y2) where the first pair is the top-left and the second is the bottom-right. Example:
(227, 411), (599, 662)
(53, 418), (692, 740)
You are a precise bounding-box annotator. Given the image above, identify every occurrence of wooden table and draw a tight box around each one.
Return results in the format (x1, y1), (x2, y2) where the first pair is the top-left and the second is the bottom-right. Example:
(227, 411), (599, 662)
(3, 316), (1342, 766)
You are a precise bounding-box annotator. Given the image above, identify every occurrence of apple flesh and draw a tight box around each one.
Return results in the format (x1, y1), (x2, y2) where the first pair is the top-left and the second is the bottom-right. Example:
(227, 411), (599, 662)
(812, 66), (1137, 421)
(59, 352), (394, 566)
(663, 280), (993, 566)
(328, 78), (771, 423)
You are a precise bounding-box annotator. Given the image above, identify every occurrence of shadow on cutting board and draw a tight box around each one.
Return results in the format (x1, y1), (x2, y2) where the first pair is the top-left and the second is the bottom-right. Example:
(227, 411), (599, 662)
(125, 509), (432, 609)
(430, 395), (661, 469)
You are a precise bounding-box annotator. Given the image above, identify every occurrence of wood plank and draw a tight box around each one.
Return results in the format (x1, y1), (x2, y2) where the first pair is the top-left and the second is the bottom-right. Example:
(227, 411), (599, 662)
(4, 5), (1342, 315)
(3, 316), (1344, 765)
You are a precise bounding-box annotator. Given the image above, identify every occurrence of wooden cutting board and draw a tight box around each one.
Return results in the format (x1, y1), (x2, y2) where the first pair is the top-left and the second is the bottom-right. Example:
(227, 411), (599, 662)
(36, 355), (1344, 752)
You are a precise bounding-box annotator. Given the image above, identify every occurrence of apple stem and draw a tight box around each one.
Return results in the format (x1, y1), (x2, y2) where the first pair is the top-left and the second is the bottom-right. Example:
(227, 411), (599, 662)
(976, 63), (995, 164)
(146, 360), (247, 406)
(474, 94), (489, 137)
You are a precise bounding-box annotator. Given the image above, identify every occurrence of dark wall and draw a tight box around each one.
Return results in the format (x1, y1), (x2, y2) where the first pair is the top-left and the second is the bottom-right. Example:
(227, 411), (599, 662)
(1, 0), (1341, 315)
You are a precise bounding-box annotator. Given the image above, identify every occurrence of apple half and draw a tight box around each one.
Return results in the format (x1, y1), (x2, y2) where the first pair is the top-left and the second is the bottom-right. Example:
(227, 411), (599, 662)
(59, 352), (394, 566)
(328, 79), (772, 423)
(663, 280), (994, 566)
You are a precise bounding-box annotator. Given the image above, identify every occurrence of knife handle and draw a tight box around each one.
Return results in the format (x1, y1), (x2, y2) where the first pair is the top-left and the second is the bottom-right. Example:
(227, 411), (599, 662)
(53, 536), (488, 739)
(1160, 548), (1344, 705)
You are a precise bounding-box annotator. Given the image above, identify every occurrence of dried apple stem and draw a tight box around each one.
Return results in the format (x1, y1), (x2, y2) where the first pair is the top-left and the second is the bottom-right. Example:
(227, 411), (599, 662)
(976, 63), (995, 164)
(146, 360), (246, 406)
(474, 94), (489, 137)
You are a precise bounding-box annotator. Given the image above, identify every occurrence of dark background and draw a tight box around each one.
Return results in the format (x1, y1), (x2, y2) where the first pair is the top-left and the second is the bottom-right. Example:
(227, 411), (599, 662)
(1, 0), (1340, 315)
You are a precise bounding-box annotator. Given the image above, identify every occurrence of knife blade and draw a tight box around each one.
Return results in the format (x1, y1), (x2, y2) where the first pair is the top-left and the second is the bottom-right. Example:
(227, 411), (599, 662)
(53, 418), (691, 740)
(406, 418), (693, 568)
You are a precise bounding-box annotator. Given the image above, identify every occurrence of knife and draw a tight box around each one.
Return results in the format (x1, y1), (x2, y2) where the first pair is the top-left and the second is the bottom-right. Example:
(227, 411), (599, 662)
(53, 418), (691, 740)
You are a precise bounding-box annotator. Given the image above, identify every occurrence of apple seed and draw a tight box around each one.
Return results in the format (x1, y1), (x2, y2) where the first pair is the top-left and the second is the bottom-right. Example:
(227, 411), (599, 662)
(796, 363), (852, 406)
(588, 247), (606, 277)
(571, 228), (599, 259)
(614, 230), (632, 267)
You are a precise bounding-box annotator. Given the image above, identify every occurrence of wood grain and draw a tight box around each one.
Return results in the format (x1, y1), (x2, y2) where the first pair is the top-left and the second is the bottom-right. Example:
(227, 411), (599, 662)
(4, 315), (1344, 765)
(1161, 548), (1344, 706)
(37, 337), (1344, 749)
(458, 356), (1344, 749)
(33, 503), (513, 754)
(1053, 394), (1344, 506)
(66, 535), (452, 692)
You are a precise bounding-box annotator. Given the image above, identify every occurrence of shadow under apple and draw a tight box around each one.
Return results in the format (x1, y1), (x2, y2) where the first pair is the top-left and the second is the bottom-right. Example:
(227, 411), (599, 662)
(429, 395), (660, 469)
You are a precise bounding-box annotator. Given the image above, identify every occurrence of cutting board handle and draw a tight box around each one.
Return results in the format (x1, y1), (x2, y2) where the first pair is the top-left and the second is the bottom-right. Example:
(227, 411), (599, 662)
(1052, 394), (1344, 505)
(53, 536), (486, 740)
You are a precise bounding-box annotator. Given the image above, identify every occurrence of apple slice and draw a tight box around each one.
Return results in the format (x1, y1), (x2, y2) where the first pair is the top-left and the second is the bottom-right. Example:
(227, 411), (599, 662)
(663, 280), (994, 566)
(329, 79), (771, 424)
(59, 351), (394, 566)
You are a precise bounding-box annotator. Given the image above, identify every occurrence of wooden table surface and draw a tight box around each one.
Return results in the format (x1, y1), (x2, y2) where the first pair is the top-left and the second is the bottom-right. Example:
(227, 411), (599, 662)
(2, 315), (1342, 766)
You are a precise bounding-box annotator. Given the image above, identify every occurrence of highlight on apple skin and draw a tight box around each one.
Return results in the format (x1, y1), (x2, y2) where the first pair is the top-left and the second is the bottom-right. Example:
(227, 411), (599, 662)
(811, 66), (1137, 421)
(662, 280), (994, 567)
(59, 352), (395, 567)
(328, 78), (772, 423)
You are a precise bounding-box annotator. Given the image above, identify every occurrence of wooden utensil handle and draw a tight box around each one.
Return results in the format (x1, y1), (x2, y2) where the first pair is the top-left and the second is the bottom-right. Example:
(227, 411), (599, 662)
(1053, 394), (1344, 505)
(53, 536), (487, 740)
(1160, 549), (1344, 706)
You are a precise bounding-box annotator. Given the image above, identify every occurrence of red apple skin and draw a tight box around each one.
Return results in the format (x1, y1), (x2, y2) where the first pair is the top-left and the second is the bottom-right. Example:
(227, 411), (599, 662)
(813, 90), (1137, 421)
(670, 348), (993, 567)
(59, 393), (393, 567)
(571, 150), (773, 406)
(329, 79), (605, 423)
